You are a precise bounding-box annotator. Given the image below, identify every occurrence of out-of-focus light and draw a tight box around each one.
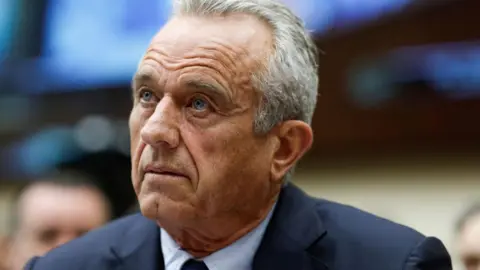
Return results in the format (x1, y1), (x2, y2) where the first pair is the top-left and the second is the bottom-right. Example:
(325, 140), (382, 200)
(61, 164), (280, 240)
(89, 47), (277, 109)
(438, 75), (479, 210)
(113, 120), (131, 156)
(349, 41), (480, 107)
(348, 62), (395, 107)
(0, 0), (18, 59)
(13, 127), (80, 176)
(428, 50), (480, 96)
(74, 115), (115, 152)
(280, 0), (335, 32)
(0, 96), (32, 132)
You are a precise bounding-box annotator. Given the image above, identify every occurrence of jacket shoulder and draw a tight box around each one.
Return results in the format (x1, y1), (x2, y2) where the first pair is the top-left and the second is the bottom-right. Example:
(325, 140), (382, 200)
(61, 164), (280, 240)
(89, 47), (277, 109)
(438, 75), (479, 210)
(316, 198), (425, 241)
(313, 198), (428, 268)
(24, 213), (146, 270)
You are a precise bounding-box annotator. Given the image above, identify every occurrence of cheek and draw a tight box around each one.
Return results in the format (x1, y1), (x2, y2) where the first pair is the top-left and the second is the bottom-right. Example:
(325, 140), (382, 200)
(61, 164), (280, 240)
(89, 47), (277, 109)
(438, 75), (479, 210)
(129, 109), (142, 149)
(180, 128), (217, 189)
(129, 109), (147, 193)
(184, 124), (260, 192)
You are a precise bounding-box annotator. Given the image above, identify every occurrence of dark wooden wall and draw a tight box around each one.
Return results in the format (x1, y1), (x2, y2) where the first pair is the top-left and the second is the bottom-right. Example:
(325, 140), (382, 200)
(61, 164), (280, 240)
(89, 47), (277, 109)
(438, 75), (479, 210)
(310, 0), (480, 158)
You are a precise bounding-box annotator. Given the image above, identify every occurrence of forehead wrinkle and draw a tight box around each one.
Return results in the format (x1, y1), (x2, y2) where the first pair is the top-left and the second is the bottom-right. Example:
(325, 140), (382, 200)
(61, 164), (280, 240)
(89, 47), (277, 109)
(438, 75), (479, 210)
(142, 46), (228, 79)
(141, 46), (238, 99)
(189, 40), (246, 73)
(211, 38), (266, 67)
(197, 39), (267, 82)
(147, 37), (264, 80)
(147, 42), (240, 82)
(182, 50), (235, 83)
(142, 48), (180, 70)
(179, 64), (229, 87)
(183, 41), (263, 102)
(175, 61), (233, 94)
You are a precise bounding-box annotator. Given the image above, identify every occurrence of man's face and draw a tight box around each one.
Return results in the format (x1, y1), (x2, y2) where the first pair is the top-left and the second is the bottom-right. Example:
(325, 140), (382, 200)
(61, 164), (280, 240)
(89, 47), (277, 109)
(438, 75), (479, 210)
(457, 214), (480, 270)
(129, 14), (280, 230)
(10, 185), (108, 270)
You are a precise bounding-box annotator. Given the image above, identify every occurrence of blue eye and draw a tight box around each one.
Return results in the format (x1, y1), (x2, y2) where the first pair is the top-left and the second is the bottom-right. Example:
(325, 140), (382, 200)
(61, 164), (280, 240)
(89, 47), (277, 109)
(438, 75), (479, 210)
(191, 98), (208, 111)
(140, 90), (153, 102)
(141, 91), (152, 101)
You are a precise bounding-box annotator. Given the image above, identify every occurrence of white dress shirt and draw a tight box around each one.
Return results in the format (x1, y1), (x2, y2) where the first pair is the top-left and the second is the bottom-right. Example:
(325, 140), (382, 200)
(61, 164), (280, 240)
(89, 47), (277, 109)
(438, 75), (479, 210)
(161, 206), (275, 270)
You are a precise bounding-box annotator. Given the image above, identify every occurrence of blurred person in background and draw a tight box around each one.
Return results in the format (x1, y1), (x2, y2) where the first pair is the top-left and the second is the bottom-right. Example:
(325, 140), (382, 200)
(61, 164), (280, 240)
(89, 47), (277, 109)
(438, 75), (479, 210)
(0, 236), (10, 270)
(7, 171), (111, 270)
(23, 0), (452, 269)
(55, 150), (137, 218)
(56, 150), (136, 220)
(456, 202), (480, 270)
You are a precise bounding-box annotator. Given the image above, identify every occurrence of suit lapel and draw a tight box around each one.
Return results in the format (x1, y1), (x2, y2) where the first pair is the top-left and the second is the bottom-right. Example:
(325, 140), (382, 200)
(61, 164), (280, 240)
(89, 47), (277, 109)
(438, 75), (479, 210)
(253, 184), (329, 270)
(110, 215), (164, 270)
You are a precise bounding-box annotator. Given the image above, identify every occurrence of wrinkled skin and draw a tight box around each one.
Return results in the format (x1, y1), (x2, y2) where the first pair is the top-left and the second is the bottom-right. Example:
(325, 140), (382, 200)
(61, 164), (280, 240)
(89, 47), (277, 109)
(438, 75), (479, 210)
(129, 14), (313, 257)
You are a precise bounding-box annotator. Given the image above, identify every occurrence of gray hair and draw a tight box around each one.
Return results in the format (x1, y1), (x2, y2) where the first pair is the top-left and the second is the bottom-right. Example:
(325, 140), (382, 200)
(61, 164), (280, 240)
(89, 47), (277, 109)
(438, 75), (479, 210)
(172, 0), (319, 181)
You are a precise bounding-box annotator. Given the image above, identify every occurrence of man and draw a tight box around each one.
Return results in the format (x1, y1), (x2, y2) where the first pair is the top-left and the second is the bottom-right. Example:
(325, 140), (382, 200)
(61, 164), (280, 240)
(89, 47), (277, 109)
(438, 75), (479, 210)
(24, 0), (452, 269)
(455, 202), (480, 270)
(8, 172), (111, 270)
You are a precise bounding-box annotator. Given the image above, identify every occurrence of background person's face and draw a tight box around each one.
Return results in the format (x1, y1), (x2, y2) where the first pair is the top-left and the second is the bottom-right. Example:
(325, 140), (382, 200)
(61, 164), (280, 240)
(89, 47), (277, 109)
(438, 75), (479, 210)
(0, 236), (10, 270)
(9, 186), (108, 270)
(457, 214), (480, 270)
(129, 14), (278, 230)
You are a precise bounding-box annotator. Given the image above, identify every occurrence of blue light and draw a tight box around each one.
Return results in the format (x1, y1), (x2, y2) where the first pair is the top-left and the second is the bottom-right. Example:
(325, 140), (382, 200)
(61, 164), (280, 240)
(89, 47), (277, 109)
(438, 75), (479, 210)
(0, 0), (18, 60)
(349, 41), (480, 107)
(10, 0), (413, 93)
(13, 128), (82, 176)
(37, 0), (172, 92)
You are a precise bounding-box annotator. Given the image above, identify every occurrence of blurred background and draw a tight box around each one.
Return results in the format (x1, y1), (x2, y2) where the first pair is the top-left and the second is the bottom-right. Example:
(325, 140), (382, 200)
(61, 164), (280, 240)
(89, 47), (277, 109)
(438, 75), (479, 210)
(0, 0), (479, 269)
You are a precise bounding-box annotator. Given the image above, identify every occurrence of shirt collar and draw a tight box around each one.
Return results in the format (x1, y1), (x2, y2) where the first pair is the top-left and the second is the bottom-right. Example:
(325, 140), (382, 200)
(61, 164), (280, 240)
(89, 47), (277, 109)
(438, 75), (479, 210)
(161, 204), (276, 270)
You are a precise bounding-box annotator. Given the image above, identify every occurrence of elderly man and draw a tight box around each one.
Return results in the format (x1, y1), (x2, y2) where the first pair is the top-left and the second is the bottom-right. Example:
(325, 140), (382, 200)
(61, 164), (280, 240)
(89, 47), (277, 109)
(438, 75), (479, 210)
(8, 172), (111, 270)
(24, 0), (452, 269)
(455, 202), (480, 270)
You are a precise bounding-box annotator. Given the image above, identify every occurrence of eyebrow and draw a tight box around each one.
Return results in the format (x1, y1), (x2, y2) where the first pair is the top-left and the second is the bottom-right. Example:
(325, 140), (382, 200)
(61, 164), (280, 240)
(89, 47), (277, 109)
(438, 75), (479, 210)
(131, 70), (156, 93)
(184, 80), (231, 104)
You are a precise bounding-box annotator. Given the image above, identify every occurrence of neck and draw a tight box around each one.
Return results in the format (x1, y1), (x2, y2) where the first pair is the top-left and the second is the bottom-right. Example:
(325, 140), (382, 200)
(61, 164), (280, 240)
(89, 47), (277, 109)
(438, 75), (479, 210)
(160, 198), (277, 258)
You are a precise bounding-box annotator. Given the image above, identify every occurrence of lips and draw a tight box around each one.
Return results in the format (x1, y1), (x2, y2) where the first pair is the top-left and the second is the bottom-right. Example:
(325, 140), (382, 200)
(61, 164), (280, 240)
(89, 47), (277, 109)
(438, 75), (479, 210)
(143, 164), (188, 178)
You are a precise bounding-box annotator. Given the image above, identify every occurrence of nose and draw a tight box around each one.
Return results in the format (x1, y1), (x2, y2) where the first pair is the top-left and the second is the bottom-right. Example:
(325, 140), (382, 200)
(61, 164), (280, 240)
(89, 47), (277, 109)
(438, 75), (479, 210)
(140, 97), (180, 149)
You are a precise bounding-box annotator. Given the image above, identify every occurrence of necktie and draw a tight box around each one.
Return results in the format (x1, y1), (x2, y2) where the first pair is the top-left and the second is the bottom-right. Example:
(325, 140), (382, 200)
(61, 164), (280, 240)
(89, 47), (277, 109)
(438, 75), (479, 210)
(181, 259), (209, 270)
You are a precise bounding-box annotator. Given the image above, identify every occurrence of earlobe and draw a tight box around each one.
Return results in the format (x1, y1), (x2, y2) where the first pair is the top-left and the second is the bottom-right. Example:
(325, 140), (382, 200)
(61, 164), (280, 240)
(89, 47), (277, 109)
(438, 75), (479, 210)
(270, 121), (313, 182)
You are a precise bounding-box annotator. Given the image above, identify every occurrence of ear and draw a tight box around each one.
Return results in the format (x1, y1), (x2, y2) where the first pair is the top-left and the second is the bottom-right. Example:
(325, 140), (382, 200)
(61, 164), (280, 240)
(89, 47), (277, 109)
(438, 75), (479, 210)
(270, 120), (313, 183)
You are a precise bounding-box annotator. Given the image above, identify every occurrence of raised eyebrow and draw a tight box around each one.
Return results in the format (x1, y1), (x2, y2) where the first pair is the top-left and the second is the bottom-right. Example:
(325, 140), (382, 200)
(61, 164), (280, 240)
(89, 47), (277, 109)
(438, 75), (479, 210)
(184, 80), (230, 102)
(131, 70), (156, 92)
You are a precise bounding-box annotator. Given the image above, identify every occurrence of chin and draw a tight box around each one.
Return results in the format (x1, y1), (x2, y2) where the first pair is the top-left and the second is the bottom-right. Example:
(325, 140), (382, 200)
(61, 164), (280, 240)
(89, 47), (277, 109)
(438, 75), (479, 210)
(138, 193), (161, 220)
(138, 192), (195, 224)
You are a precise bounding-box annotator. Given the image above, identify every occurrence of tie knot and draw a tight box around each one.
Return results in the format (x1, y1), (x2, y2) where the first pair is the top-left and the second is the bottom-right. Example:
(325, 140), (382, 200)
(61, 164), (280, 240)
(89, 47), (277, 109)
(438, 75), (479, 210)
(181, 259), (209, 270)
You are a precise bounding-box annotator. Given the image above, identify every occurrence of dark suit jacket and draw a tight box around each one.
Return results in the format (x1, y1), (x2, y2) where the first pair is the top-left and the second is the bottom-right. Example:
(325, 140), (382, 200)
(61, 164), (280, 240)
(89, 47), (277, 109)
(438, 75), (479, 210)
(24, 184), (452, 270)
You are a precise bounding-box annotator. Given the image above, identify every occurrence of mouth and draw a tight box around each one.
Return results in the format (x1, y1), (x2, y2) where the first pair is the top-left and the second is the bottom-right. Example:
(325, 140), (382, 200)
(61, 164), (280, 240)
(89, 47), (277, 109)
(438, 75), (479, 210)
(143, 164), (188, 179)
